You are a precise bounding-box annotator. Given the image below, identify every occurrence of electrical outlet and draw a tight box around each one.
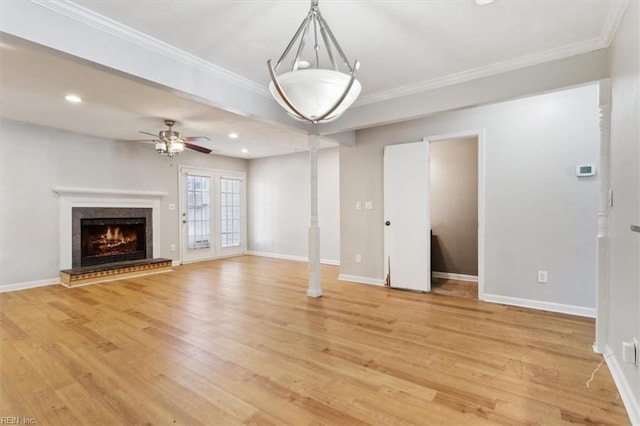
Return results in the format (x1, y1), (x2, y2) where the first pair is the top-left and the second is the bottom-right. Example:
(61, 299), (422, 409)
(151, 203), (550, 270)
(170, 244), (176, 252)
(364, 201), (373, 210)
(537, 270), (548, 283)
(622, 339), (638, 365)
(356, 254), (362, 264)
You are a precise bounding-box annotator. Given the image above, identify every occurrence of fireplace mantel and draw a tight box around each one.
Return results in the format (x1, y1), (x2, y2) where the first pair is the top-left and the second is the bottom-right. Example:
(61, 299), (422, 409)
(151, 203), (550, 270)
(53, 187), (168, 198)
(54, 187), (166, 269)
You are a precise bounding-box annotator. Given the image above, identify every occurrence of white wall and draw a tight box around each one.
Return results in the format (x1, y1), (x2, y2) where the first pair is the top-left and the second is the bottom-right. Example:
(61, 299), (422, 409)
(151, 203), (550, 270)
(606, 1), (640, 423)
(341, 84), (600, 312)
(247, 148), (340, 264)
(0, 119), (247, 288)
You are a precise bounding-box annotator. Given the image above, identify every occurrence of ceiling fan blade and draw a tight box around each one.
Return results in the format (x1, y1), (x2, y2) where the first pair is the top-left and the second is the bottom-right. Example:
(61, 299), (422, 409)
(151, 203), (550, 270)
(139, 131), (159, 137)
(183, 136), (211, 142)
(184, 142), (212, 154)
(129, 139), (157, 142)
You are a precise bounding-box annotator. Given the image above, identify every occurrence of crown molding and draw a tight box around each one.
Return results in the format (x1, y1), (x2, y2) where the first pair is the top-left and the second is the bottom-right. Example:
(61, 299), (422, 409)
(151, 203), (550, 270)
(30, 0), (628, 111)
(599, 1), (630, 47)
(356, 1), (627, 107)
(355, 36), (606, 107)
(31, 0), (271, 99)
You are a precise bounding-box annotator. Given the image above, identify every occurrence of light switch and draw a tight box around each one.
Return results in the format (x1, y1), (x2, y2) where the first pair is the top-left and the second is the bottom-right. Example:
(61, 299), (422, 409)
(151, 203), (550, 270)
(168, 203), (176, 210)
(356, 201), (362, 210)
(365, 201), (373, 210)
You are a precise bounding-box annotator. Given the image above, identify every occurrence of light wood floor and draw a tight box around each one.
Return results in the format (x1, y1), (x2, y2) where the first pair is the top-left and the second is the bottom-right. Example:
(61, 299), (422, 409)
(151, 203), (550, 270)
(431, 278), (478, 300)
(1, 256), (628, 425)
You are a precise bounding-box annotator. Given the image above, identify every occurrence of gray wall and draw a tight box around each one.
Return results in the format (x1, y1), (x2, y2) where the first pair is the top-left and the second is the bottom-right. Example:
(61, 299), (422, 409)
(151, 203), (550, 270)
(607, 0), (639, 415)
(247, 148), (340, 263)
(0, 119), (247, 287)
(340, 84), (599, 309)
(430, 137), (478, 276)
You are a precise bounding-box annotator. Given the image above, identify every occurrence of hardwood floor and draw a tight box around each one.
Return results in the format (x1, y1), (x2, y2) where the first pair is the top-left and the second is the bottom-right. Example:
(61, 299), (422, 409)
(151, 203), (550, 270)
(1, 256), (629, 425)
(431, 278), (478, 300)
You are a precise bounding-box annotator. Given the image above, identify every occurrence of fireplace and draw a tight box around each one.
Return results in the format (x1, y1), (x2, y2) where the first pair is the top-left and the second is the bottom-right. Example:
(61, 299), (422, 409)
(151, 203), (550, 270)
(80, 217), (146, 266)
(71, 207), (153, 268)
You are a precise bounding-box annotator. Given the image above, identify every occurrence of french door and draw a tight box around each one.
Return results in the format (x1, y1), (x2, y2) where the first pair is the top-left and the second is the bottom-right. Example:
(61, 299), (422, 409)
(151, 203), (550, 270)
(179, 167), (246, 264)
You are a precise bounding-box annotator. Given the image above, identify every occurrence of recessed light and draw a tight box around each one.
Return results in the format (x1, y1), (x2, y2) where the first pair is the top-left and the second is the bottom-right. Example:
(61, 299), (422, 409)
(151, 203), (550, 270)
(241, 148), (249, 154)
(228, 132), (239, 139)
(475, 0), (495, 4)
(65, 94), (82, 103)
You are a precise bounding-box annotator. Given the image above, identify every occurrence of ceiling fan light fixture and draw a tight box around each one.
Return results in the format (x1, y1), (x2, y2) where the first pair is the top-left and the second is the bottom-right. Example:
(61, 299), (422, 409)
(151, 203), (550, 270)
(155, 140), (167, 154)
(169, 141), (184, 155)
(267, 0), (360, 124)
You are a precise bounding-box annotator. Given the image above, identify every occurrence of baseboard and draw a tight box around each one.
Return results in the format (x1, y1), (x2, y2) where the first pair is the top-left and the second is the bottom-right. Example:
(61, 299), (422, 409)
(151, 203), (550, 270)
(338, 274), (385, 286)
(0, 277), (59, 293)
(246, 251), (340, 266)
(432, 271), (478, 283)
(483, 293), (596, 318)
(604, 345), (640, 425)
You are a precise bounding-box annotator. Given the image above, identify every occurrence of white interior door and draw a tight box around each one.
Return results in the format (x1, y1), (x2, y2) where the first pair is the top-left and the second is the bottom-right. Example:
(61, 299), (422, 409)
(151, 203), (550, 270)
(384, 141), (431, 291)
(180, 167), (216, 263)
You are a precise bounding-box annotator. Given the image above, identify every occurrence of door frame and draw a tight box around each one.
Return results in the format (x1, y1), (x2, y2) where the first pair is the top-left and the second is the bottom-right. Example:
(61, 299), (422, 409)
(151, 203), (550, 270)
(425, 129), (486, 300)
(178, 165), (247, 265)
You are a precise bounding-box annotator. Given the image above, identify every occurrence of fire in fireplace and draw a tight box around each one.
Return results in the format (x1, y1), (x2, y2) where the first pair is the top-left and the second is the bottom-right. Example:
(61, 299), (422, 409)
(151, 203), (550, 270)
(80, 218), (146, 266)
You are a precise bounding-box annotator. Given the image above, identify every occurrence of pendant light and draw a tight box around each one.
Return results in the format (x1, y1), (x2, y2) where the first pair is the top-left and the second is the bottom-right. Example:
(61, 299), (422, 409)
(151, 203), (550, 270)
(267, 0), (361, 124)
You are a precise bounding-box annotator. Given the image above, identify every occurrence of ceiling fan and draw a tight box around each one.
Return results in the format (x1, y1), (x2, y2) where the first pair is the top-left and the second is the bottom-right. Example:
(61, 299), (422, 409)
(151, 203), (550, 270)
(137, 119), (212, 157)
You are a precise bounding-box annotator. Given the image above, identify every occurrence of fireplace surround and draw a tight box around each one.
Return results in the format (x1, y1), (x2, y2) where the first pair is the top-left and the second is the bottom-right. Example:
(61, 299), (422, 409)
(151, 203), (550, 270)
(54, 187), (167, 270)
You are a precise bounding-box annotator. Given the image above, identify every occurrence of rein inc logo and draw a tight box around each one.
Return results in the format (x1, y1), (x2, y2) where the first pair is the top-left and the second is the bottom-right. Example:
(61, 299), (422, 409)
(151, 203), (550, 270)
(0, 418), (35, 424)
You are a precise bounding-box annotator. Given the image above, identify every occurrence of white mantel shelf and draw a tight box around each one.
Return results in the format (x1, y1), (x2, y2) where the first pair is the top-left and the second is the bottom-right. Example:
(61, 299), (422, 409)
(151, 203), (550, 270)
(53, 187), (168, 198)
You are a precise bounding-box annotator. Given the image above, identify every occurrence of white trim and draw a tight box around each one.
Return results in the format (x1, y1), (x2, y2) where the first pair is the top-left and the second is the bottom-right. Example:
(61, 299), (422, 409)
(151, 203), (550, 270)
(599, 1), (630, 47)
(53, 187), (167, 198)
(425, 129), (485, 301)
(338, 274), (385, 287)
(432, 272), (478, 283)
(355, 38), (607, 107)
(604, 345), (640, 425)
(31, 0), (270, 98)
(31, 0), (627, 110)
(0, 278), (59, 293)
(483, 294), (596, 318)
(246, 251), (340, 266)
(171, 260), (180, 267)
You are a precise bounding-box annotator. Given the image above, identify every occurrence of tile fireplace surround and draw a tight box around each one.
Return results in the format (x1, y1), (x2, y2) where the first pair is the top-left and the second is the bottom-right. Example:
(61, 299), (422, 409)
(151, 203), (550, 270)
(53, 187), (167, 270)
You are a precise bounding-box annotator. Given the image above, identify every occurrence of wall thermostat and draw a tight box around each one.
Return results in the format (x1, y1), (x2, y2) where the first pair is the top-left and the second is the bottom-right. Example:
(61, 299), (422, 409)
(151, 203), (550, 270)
(576, 164), (596, 177)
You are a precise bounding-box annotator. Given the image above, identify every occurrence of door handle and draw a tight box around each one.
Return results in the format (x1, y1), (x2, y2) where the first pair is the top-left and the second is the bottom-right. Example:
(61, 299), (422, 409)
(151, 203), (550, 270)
(632, 224), (640, 233)
(182, 220), (187, 224)
(385, 221), (391, 226)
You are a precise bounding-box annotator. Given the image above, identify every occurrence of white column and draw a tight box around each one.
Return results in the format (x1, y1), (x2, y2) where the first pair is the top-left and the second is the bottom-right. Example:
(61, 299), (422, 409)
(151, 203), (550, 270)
(594, 79), (611, 353)
(307, 133), (322, 297)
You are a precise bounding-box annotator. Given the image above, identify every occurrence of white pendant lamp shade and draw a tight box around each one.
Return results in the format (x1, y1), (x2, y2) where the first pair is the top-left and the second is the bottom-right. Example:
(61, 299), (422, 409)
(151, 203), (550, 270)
(269, 69), (361, 123)
(267, 0), (361, 124)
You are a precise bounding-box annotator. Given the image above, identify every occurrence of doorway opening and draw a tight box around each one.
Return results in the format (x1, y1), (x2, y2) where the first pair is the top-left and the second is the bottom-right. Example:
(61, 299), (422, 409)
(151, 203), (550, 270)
(429, 136), (479, 300)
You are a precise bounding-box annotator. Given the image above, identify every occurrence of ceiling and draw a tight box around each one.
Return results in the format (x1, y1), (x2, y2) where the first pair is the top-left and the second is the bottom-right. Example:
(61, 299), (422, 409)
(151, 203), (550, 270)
(0, 0), (624, 159)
